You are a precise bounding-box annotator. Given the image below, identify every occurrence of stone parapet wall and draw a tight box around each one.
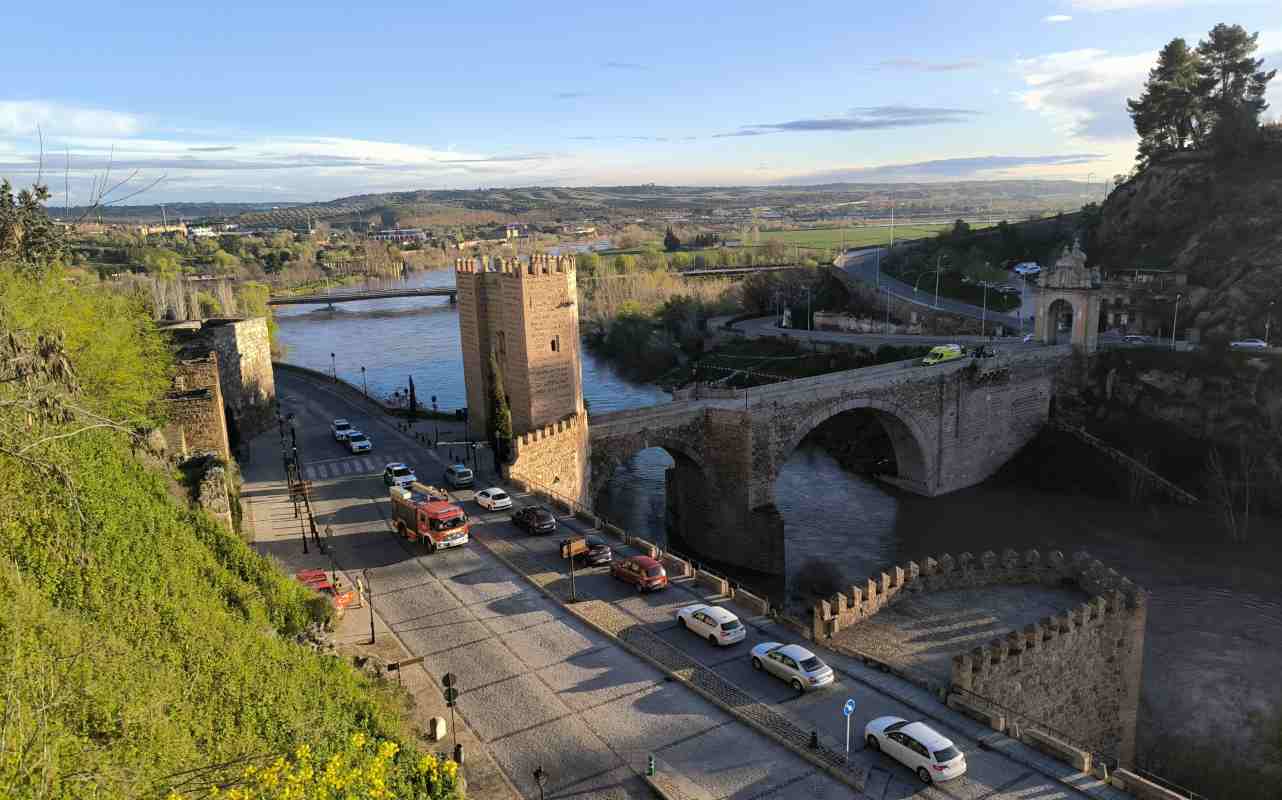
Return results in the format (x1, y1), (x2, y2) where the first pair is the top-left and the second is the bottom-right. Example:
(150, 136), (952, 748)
(162, 353), (231, 462)
(814, 548), (1146, 766)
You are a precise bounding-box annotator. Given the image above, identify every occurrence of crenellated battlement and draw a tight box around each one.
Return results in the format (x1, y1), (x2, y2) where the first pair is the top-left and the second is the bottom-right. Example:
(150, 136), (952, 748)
(814, 548), (1147, 638)
(513, 411), (583, 448)
(454, 253), (576, 277)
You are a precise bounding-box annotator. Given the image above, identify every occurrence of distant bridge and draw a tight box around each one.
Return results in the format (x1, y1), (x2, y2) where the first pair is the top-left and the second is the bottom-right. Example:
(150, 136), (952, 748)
(267, 287), (457, 306)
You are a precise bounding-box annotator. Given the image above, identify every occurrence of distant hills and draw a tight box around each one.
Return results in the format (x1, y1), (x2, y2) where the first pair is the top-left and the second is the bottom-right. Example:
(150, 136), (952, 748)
(48, 180), (1098, 227)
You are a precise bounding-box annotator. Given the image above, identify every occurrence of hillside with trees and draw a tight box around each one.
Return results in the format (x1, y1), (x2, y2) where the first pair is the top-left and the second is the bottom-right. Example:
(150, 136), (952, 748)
(1092, 22), (1279, 342)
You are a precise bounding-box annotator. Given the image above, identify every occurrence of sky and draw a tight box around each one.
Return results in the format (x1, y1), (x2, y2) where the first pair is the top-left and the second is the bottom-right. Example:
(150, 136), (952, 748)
(0, 0), (1278, 204)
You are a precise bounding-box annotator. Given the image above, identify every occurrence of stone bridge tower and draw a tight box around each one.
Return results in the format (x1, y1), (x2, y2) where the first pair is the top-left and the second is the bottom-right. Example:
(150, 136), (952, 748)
(456, 254), (589, 503)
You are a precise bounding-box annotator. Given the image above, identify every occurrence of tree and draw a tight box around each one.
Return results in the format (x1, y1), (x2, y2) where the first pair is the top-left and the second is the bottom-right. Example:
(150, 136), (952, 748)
(487, 351), (513, 451)
(0, 180), (63, 273)
(1196, 24), (1276, 131)
(663, 226), (682, 252)
(1127, 38), (1205, 162)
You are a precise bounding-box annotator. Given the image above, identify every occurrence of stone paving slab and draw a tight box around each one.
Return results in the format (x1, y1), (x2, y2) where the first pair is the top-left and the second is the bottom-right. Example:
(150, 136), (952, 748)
(557, 765), (653, 800)
(580, 684), (729, 763)
(654, 722), (822, 800)
(459, 672), (569, 743)
(536, 646), (661, 713)
(489, 713), (623, 798)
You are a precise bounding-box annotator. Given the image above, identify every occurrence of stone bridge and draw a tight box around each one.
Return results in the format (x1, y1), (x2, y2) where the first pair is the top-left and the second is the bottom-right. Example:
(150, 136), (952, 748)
(586, 346), (1069, 573)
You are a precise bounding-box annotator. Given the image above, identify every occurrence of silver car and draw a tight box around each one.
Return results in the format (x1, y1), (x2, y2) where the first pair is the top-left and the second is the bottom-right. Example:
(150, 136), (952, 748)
(750, 642), (834, 691)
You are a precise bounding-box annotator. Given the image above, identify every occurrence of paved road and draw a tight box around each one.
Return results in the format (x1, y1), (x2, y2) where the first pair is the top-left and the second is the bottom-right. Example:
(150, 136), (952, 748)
(730, 315), (1042, 351)
(838, 248), (1030, 333)
(261, 369), (1131, 800)
(262, 371), (857, 800)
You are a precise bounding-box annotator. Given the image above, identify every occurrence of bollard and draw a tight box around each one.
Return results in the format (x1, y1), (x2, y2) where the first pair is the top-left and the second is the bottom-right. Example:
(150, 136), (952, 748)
(809, 730), (819, 749)
(454, 743), (465, 765)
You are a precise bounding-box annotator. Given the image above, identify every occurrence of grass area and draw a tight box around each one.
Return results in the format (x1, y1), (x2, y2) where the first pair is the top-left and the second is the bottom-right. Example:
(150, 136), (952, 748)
(685, 336), (931, 388)
(758, 224), (987, 249)
(0, 263), (440, 796)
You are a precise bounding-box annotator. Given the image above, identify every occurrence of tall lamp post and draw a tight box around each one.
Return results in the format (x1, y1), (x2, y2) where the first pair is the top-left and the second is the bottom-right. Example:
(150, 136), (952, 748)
(933, 253), (946, 310)
(330, 352), (337, 382)
(360, 366), (368, 397)
(1170, 293), (1183, 351)
(1267, 300), (1275, 347)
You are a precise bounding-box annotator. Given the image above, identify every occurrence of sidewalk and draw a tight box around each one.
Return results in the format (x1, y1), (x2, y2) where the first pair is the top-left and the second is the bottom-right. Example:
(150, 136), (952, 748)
(241, 431), (520, 800)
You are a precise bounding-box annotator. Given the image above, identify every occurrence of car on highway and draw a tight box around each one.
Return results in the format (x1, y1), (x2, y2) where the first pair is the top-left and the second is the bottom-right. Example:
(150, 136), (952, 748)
(1230, 338), (1268, 350)
(864, 716), (967, 784)
(474, 487), (513, 510)
(511, 505), (558, 534)
(346, 430), (372, 453)
(610, 555), (668, 592)
(750, 642), (833, 692)
(382, 462), (416, 488)
(1013, 262), (1041, 276)
(921, 344), (965, 366)
(676, 604), (745, 646)
(331, 418), (353, 441)
(443, 463), (473, 488)
(572, 534), (612, 566)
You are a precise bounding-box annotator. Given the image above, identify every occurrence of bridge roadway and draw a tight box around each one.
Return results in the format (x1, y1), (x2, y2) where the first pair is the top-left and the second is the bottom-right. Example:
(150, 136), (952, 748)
(267, 286), (458, 305)
(255, 368), (1129, 800)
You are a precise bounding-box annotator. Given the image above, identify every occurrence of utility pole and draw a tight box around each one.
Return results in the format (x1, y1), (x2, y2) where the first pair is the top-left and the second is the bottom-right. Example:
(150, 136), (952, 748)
(1266, 300), (1275, 347)
(981, 282), (988, 337)
(885, 289), (891, 334)
(364, 569), (375, 644)
(934, 253), (944, 309)
(1171, 293), (1183, 351)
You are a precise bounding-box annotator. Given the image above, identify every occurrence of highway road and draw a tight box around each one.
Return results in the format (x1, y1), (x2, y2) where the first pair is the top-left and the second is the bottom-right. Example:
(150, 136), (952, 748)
(729, 315), (1044, 351)
(248, 369), (1131, 800)
(838, 248), (1031, 333)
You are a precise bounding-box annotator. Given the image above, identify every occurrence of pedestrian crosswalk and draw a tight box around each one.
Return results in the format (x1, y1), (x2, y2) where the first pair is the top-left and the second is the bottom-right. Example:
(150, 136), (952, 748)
(300, 454), (418, 481)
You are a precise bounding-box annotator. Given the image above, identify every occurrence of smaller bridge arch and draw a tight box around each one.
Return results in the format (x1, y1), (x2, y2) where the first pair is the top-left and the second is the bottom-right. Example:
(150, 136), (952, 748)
(588, 432), (711, 506)
(769, 397), (936, 502)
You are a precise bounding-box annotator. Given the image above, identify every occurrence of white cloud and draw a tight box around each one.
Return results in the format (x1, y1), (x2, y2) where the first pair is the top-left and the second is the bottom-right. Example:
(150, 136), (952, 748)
(0, 101), (141, 138)
(1014, 48), (1152, 142)
(1043, 14), (1073, 23)
(1070, 0), (1191, 9)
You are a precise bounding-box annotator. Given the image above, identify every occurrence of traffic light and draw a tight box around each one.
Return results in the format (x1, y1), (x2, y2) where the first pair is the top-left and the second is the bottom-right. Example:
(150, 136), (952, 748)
(646, 754), (655, 777)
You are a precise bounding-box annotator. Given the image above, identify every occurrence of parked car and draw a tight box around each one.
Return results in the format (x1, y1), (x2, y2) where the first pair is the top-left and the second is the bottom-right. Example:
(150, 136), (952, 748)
(382, 462), (416, 488)
(573, 534), (613, 566)
(971, 344), (998, 359)
(921, 344), (965, 366)
(331, 418), (353, 441)
(443, 463), (473, 488)
(1013, 262), (1041, 276)
(511, 505), (558, 534)
(1123, 334), (1150, 346)
(346, 430), (372, 453)
(676, 604), (745, 646)
(750, 642), (833, 692)
(864, 717), (967, 784)
(610, 555), (668, 592)
(1230, 338), (1268, 350)
(475, 487), (513, 510)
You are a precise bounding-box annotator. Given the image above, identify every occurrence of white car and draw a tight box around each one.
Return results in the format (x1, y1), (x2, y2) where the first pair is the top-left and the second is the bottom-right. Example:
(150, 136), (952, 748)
(331, 418), (353, 441)
(750, 642), (833, 691)
(676, 604), (745, 646)
(865, 717), (967, 784)
(346, 430), (372, 453)
(1013, 262), (1041, 276)
(1230, 338), (1268, 350)
(474, 487), (513, 510)
(1022, 333), (1036, 343)
(383, 463), (416, 488)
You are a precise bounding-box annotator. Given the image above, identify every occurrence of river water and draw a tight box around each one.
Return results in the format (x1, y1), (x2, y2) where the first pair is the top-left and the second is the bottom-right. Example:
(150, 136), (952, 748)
(275, 268), (1282, 781)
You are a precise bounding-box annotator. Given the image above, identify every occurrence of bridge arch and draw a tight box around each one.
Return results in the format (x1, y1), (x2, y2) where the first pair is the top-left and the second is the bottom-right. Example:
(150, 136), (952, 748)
(589, 432), (710, 506)
(770, 397), (936, 501)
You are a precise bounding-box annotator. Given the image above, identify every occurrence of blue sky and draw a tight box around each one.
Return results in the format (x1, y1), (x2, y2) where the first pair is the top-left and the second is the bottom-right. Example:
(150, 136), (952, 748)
(0, 0), (1278, 202)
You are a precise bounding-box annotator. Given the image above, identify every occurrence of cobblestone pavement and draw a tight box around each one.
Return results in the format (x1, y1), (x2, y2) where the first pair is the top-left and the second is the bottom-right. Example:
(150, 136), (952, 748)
(249, 371), (857, 800)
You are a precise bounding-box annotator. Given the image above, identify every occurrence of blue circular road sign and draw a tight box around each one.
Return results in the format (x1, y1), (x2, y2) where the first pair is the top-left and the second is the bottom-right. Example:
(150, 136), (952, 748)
(842, 699), (856, 717)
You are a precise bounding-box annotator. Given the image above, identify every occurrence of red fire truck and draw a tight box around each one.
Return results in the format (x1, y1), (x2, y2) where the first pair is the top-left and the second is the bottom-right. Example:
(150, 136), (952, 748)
(389, 482), (470, 553)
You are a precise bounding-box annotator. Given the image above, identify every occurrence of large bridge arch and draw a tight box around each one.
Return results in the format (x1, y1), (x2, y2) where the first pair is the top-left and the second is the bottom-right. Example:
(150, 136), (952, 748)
(767, 397), (937, 503)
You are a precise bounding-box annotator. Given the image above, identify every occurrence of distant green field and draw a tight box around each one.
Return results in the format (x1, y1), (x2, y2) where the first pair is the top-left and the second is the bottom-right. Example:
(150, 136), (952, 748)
(758, 223), (991, 249)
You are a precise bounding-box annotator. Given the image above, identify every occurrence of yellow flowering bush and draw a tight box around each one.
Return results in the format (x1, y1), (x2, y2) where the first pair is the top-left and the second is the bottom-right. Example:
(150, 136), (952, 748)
(165, 734), (462, 800)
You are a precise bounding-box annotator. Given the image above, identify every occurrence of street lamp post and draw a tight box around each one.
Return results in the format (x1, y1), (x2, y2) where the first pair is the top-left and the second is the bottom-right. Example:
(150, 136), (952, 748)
(933, 254), (945, 310)
(1267, 300), (1275, 347)
(981, 282), (989, 337)
(533, 766), (547, 800)
(361, 366), (368, 397)
(432, 396), (439, 445)
(1171, 293), (1183, 351)
(330, 352), (336, 382)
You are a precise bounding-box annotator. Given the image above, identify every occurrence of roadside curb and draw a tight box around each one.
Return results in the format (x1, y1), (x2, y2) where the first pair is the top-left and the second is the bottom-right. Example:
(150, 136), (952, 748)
(466, 527), (871, 797)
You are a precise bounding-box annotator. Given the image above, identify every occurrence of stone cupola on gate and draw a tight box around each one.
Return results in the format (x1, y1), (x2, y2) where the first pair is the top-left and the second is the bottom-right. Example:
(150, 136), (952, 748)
(1034, 240), (1102, 352)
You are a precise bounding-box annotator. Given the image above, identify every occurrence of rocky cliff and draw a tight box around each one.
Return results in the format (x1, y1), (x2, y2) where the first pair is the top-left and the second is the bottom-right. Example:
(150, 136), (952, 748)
(1093, 150), (1282, 340)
